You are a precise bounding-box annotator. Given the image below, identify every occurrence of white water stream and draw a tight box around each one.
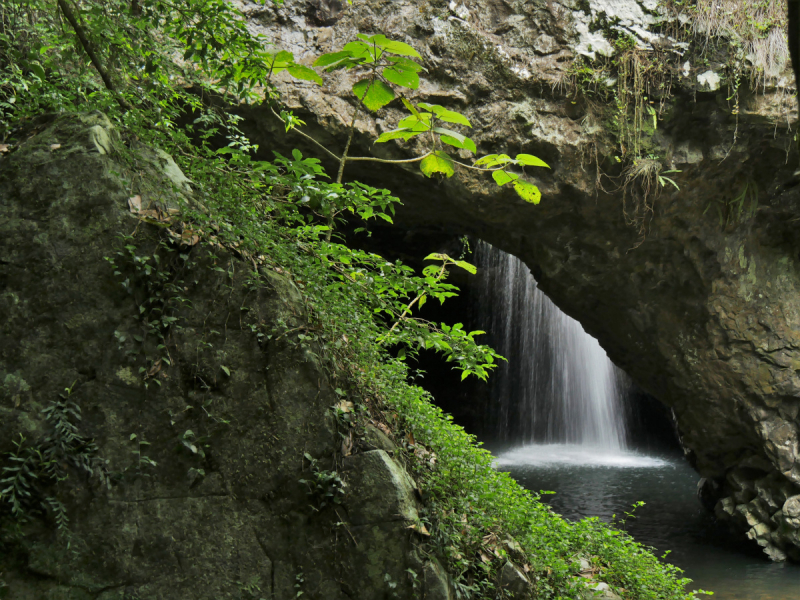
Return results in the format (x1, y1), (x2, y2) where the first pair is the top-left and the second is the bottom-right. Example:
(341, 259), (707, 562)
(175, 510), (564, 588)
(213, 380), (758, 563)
(475, 242), (628, 451)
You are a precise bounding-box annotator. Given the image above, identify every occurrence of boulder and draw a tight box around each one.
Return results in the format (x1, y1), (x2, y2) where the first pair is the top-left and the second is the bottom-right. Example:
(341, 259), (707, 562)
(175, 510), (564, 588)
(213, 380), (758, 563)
(0, 113), (434, 600)
(497, 561), (531, 599)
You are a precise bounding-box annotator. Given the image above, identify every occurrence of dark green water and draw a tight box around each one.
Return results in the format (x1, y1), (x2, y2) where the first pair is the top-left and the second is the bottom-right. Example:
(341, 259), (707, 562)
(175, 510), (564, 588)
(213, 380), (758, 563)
(496, 444), (800, 600)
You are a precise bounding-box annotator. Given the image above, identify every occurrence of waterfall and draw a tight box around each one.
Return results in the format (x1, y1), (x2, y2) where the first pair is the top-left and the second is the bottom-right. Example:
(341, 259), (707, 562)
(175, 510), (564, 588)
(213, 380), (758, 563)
(475, 242), (628, 451)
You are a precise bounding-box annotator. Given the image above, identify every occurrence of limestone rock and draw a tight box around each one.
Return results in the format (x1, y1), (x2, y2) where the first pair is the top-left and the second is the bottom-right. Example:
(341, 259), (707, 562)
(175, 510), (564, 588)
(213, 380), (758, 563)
(784, 495), (800, 518)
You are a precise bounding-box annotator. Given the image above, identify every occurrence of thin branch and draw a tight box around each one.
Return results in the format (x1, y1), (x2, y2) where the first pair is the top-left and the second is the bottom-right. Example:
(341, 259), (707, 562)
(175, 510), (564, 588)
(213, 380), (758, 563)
(56, 0), (132, 112)
(451, 159), (504, 173)
(345, 151), (432, 164)
(269, 106), (341, 162)
(336, 104), (361, 184)
(379, 263), (446, 344)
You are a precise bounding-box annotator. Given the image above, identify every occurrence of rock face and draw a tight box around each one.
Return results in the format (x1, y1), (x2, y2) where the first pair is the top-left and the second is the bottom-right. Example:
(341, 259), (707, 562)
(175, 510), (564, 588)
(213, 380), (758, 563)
(0, 113), (445, 598)
(237, 0), (800, 558)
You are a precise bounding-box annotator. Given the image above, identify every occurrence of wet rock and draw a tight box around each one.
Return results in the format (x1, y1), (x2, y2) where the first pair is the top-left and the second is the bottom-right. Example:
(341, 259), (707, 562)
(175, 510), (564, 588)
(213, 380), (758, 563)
(715, 496), (735, 521)
(497, 561), (531, 599)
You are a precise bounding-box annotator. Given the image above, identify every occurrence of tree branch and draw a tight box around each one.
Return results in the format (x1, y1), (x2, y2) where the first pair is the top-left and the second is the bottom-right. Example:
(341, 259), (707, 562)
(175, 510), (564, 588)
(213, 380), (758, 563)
(57, 0), (132, 112)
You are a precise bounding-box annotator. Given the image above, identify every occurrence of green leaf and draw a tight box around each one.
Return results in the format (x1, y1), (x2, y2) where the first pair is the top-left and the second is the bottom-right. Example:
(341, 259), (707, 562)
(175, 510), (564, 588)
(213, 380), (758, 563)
(360, 34), (422, 58)
(492, 170), (518, 186)
(515, 153), (550, 168)
(221, 365), (231, 376)
(386, 56), (426, 72)
(420, 151), (455, 178)
(287, 64), (323, 85)
(380, 39), (422, 58)
(352, 78), (396, 112)
(344, 40), (374, 62)
(30, 62), (46, 80)
(417, 103), (471, 127)
(382, 65), (420, 89)
(474, 154), (512, 168)
(401, 97), (420, 116)
(433, 127), (477, 153)
(266, 50), (294, 73)
(454, 260), (477, 274)
(374, 128), (424, 143)
(513, 180), (542, 204)
(398, 113), (432, 129)
(313, 50), (352, 69)
(424, 253), (450, 261)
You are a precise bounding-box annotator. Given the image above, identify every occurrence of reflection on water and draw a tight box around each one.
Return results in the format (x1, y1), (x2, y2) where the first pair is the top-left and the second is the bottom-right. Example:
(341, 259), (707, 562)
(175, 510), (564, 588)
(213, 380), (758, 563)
(497, 444), (800, 600)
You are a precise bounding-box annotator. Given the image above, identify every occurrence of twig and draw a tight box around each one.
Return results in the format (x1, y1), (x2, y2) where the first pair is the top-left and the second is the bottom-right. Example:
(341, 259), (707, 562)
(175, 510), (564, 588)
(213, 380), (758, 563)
(334, 508), (359, 547)
(269, 106), (340, 162)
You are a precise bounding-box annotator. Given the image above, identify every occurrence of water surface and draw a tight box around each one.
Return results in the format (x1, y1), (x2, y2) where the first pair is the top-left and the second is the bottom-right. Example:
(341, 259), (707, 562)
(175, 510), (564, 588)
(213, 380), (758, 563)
(497, 444), (800, 600)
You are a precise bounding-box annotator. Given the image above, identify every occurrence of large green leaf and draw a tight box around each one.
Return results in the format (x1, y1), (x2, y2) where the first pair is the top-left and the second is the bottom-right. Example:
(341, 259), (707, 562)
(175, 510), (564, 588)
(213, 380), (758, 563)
(433, 127), (476, 153)
(287, 64), (322, 85)
(382, 65), (420, 89)
(386, 56), (426, 72)
(313, 50), (354, 71)
(359, 33), (422, 58)
(420, 151), (455, 178)
(418, 102), (472, 127)
(515, 153), (550, 168)
(513, 180), (542, 204)
(492, 170), (518, 186)
(352, 79), (396, 112)
(474, 153), (512, 168)
(455, 260), (477, 274)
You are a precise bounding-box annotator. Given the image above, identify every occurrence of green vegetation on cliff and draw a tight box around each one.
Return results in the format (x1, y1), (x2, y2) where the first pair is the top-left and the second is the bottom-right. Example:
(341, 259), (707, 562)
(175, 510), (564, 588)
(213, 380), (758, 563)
(1, 1), (700, 598)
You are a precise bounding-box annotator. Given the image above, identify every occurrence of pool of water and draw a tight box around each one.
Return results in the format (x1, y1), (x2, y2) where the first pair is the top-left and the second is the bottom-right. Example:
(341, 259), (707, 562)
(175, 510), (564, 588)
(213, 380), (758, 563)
(496, 444), (800, 600)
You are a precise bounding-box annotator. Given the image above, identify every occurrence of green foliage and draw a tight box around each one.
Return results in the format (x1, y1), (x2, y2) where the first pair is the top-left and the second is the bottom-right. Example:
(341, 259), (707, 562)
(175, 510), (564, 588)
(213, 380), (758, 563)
(299, 453), (346, 511)
(0, 385), (107, 530)
(304, 35), (548, 201)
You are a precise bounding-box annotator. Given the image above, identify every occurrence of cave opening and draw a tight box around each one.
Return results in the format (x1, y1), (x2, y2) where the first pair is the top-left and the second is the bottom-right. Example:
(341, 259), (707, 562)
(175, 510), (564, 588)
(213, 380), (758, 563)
(409, 239), (681, 459)
(371, 233), (800, 597)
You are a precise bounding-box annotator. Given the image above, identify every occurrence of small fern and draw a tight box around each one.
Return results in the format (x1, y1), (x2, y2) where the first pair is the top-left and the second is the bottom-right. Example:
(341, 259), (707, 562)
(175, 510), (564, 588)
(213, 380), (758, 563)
(1, 384), (110, 529)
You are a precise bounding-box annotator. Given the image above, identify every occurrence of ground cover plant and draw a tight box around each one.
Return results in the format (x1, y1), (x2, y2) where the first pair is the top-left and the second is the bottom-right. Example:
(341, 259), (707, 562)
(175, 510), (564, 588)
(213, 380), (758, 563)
(1, 0), (702, 597)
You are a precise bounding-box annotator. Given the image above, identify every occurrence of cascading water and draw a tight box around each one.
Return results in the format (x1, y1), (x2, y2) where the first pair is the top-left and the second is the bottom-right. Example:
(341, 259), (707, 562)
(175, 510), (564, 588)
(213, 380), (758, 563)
(475, 242), (628, 452)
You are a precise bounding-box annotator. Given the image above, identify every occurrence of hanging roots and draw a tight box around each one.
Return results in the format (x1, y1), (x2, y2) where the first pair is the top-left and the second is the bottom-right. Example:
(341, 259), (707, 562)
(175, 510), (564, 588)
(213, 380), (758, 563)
(622, 158), (663, 247)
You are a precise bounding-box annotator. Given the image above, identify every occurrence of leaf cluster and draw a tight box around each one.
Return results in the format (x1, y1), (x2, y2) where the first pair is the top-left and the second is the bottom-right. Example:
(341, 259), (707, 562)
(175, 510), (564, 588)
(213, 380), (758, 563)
(1, 385), (107, 530)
